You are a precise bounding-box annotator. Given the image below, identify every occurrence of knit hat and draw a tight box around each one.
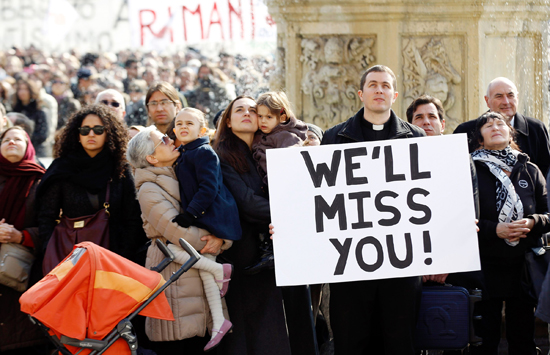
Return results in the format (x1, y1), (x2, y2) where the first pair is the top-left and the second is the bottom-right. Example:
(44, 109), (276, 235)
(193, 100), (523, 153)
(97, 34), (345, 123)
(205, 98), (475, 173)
(306, 123), (324, 140)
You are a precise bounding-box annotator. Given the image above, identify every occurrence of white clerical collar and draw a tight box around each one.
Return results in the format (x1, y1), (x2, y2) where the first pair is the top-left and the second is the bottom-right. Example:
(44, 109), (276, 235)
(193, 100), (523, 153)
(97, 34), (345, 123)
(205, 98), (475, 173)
(373, 124), (384, 131)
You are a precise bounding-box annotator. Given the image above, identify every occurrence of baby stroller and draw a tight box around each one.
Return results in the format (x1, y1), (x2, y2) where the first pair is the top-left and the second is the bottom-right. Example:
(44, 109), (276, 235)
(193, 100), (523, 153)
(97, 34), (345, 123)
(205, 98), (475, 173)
(20, 239), (200, 355)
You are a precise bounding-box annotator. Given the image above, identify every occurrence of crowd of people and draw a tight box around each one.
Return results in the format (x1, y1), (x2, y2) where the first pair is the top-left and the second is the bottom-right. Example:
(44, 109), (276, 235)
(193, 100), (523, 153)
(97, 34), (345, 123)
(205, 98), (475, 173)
(0, 44), (550, 355)
(0, 46), (273, 157)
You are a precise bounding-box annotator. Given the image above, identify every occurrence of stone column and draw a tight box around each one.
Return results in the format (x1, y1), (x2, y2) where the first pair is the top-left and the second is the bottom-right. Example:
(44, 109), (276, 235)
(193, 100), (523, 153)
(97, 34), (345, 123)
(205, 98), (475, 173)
(266, 0), (550, 131)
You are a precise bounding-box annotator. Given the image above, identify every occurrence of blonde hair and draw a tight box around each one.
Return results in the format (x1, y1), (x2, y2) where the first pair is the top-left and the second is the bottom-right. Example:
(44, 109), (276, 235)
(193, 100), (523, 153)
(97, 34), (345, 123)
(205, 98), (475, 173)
(256, 91), (295, 120)
(179, 107), (208, 129)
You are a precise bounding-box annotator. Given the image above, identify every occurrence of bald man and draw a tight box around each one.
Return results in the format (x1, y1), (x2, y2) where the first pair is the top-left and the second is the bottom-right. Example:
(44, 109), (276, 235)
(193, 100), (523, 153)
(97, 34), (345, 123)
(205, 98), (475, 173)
(95, 89), (126, 123)
(454, 77), (550, 176)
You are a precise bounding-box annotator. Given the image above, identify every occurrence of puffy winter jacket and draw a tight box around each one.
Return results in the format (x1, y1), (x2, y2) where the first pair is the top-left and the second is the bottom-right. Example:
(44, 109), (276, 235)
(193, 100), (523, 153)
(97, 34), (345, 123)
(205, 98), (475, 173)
(134, 166), (230, 341)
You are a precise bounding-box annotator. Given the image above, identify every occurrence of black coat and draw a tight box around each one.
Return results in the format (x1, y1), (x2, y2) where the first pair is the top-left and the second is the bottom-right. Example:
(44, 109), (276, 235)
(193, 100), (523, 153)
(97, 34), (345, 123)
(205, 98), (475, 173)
(454, 113), (550, 176)
(475, 153), (550, 298)
(216, 152), (291, 355)
(321, 108), (424, 354)
(37, 165), (147, 264)
(174, 136), (241, 241)
(322, 108), (426, 145)
(0, 178), (48, 351)
(13, 104), (49, 157)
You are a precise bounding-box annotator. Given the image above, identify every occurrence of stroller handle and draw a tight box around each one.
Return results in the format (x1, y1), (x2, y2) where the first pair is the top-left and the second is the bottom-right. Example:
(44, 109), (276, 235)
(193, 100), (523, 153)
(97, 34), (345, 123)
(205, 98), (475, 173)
(179, 237), (201, 261)
(150, 239), (175, 273)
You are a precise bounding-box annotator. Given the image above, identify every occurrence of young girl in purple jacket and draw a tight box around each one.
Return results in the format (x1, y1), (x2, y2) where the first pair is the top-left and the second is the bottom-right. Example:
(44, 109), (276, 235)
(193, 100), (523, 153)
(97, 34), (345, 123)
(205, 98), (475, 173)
(245, 92), (307, 274)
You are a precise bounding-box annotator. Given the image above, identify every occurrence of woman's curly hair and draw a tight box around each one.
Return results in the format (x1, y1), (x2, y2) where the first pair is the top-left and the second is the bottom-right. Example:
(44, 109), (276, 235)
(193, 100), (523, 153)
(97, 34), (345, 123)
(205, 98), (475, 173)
(55, 104), (129, 179)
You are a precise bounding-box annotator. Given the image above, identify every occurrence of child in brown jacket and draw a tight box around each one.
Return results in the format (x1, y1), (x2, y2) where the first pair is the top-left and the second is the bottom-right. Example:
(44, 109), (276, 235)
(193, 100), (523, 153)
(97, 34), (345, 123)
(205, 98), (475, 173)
(247, 92), (307, 274)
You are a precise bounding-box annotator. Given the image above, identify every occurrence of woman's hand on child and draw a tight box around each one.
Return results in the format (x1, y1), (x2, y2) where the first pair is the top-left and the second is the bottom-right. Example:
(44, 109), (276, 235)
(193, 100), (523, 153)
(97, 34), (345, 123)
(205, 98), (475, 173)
(200, 234), (224, 255)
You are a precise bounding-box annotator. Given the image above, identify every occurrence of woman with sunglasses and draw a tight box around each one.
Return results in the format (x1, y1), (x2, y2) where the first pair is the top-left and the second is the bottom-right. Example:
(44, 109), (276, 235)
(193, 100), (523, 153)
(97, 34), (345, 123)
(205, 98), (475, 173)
(37, 104), (148, 269)
(127, 126), (231, 354)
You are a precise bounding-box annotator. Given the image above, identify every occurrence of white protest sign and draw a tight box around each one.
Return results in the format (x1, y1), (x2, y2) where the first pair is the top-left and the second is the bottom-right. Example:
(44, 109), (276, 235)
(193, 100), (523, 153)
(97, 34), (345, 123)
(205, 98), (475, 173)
(128, 0), (276, 50)
(267, 134), (480, 286)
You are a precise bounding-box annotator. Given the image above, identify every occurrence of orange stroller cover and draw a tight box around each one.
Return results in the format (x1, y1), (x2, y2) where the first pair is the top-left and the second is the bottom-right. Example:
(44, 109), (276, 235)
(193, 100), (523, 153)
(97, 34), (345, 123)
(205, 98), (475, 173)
(20, 242), (175, 354)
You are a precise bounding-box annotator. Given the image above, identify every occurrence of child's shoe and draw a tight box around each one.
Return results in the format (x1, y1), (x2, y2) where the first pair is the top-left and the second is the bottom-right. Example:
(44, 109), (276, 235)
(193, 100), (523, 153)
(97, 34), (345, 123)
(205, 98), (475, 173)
(216, 264), (233, 297)
(204, 319), (233, 352)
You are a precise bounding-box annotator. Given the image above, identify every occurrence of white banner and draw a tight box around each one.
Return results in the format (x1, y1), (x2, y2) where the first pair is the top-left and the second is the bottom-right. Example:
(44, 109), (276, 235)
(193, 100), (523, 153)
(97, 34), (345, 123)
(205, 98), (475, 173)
(267, 134), (480, 286)
(0, 0), (275, 54)
(128, 0), (276, 50)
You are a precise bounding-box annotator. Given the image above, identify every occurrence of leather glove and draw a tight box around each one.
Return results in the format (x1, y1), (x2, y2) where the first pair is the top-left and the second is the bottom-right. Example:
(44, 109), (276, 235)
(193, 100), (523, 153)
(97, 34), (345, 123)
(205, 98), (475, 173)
(172, 211), (195, 228)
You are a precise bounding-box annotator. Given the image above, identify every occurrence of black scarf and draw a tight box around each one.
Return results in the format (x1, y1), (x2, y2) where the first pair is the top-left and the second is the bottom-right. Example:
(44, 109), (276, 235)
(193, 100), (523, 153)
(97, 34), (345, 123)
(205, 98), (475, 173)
(37, 146), (115, 197)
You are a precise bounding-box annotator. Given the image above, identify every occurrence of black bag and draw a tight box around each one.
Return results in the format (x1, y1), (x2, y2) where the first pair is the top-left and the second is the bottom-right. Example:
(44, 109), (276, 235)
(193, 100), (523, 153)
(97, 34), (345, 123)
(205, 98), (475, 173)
(415, 285), (481, 350)
(42, 184), (111, 274)
(522, 249), (550, 303)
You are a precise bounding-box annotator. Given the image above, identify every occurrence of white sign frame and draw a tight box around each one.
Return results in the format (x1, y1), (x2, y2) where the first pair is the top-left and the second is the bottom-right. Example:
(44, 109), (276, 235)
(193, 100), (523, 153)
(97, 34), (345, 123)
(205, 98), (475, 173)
(267, 134), (480, 286)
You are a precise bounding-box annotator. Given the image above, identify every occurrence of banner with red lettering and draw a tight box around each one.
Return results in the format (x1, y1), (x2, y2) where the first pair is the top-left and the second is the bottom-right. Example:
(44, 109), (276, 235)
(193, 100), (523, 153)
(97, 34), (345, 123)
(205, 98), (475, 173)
(128, 0), (276, 50)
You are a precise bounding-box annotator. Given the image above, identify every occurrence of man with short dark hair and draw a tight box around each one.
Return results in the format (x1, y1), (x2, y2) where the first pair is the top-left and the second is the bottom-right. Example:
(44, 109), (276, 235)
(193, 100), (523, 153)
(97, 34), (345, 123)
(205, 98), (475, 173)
(123, 59), (139, 94)
(408, 95), (483, 319)
(406, 94), (445, 136)
(454, 77), (550, 176)
(322, 65), (425, 355)
(71, 67), (97, 104)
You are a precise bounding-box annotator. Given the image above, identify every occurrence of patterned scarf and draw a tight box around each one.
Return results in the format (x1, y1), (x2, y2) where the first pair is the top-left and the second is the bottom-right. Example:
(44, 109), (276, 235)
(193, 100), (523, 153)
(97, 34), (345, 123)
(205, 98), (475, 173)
(471, 146), (522, 246)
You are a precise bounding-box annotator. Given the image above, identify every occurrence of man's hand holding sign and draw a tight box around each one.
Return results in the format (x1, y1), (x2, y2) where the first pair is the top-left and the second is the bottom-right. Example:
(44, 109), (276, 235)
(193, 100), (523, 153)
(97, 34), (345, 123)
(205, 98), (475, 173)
(267, 134), (480, 286)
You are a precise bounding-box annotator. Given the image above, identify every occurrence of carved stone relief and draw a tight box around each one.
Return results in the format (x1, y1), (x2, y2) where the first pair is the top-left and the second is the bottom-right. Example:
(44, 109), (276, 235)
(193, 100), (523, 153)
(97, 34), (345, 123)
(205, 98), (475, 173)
(300, 35), (376, 129)
(269, 33), (286, 91)
(402, 36), (464, 131)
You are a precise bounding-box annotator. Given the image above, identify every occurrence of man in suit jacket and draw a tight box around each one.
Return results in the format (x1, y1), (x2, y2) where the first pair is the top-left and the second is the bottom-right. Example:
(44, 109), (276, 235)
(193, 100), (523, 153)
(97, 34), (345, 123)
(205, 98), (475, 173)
(454, 77), (550, 176)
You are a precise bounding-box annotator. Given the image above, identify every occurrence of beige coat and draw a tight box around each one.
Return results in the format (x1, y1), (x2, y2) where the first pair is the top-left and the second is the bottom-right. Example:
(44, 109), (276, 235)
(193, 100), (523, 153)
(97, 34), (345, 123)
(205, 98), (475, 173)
(134, 166), (229, 342)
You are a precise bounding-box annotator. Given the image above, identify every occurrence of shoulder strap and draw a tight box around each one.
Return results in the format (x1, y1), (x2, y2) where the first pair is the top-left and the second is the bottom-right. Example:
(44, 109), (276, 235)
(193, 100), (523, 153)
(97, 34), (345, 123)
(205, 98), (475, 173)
(105, 181), (111, 203)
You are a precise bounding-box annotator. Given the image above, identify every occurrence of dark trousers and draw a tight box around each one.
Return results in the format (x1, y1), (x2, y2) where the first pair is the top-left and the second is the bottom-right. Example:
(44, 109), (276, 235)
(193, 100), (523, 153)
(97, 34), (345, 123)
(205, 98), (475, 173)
(282, 285), (319, 355)
(329, 276), (422, 355)
(149, 335), (211, 355)
(470, 297), (536, 355)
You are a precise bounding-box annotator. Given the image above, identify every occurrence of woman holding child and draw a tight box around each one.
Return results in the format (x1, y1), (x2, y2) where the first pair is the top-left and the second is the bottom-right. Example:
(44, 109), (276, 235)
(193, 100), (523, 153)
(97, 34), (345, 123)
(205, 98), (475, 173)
(127, 124), (234, 353)
(213, 95), (292, 355)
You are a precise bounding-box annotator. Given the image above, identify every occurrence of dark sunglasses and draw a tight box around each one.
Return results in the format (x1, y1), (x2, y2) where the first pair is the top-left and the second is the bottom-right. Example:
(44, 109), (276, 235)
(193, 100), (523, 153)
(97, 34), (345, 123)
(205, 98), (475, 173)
(52, 80), (66, 84)
(100, 100), (121, 108)
(78, 125), (105, 136)
(153, 134), (170, 151)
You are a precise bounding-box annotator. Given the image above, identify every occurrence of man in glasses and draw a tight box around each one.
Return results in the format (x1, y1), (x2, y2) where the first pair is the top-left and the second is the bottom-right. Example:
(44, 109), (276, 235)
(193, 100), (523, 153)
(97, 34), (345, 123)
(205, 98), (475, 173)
(95, 89), (126, 123)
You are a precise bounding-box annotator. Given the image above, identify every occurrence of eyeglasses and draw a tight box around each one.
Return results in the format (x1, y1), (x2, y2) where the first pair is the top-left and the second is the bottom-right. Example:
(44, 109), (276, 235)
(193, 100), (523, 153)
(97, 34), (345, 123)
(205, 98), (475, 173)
(100, 100), (121, 108)
(78, 125), (105, 136)
(152, 134), (170, 151)
(147, 100), (175, 108)
(52, 80), (66, 85)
